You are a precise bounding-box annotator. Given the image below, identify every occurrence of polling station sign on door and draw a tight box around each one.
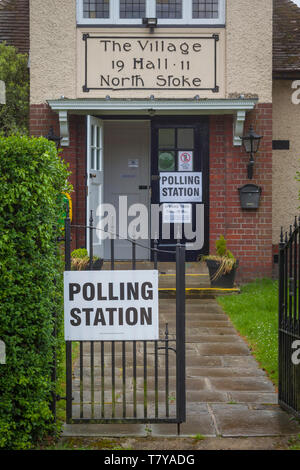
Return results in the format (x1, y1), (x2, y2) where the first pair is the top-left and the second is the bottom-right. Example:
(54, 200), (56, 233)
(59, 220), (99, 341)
(160, 172), (202, 203)
(64, 270), (159, 341)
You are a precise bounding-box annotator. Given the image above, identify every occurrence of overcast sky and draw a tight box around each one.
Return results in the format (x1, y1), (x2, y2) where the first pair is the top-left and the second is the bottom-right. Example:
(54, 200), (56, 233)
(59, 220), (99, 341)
(292, 0), (300, 7)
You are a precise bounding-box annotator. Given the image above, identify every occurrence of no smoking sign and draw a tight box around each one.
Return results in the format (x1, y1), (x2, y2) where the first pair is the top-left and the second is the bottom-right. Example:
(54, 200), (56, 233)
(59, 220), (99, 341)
(178, 151), (193, 171)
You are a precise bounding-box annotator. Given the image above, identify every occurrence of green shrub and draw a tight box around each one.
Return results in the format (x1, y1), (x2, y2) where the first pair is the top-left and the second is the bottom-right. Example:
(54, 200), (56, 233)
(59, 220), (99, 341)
(0, 135), (71, 449)
(71, 248), (88, 259)
(0, 42), (29, 135)
(215, 235), (235, 260)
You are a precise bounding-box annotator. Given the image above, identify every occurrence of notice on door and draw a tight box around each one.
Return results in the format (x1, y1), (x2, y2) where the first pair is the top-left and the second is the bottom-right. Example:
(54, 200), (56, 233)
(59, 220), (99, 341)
(163, 204), (192, 224)
(160, 172), (202, 203)
(64, 270), (159, 341)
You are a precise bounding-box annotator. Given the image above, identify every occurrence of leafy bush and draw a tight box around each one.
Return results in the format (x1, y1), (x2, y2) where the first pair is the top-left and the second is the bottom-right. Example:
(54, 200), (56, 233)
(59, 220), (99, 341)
(0, 42), (29, 135)
(0, 135), (70, 449)
(71, 248), (88, 259)
(215, 235), (235, 260)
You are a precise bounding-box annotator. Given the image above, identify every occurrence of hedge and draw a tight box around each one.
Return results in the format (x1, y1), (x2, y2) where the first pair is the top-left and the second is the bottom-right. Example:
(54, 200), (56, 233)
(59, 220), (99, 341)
(0, 135), (70, 449)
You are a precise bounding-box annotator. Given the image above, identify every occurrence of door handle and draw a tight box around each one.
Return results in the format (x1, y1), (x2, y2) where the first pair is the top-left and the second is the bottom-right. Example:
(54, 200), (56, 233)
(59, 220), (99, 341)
(139, 185), (150, 190)
(90, 173), (97, 178)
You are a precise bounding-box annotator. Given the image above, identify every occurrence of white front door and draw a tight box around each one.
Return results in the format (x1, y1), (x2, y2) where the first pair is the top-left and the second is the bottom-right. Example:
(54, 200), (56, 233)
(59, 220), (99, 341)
(104, 121), (150, 260)
(87, 115), (104, 259)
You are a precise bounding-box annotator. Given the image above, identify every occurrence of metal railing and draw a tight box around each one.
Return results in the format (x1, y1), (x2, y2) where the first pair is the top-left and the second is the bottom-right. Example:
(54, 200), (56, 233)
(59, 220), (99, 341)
(64, 212), (186, 432)
(278, 218), (300, 418)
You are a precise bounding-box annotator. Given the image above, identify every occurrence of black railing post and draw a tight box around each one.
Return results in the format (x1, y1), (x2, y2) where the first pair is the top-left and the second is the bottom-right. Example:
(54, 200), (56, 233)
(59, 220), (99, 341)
(176, 241), (186, 435)
(278, 227), (285, 403)
(289, 225), (293, 323)
(65, 216), (71, 271)
(110, 215), (115, 270)
(65, 216), (73, 424)
(132, 241), (136, 270)
(154, 239), (158, 270)
(89, 210), (94, 270)
(50, 226), (58, 421)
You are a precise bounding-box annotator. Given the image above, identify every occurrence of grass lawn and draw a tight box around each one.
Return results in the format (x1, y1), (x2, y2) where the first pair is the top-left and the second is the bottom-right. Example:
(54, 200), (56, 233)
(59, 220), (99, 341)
(218, 278), (279, 386)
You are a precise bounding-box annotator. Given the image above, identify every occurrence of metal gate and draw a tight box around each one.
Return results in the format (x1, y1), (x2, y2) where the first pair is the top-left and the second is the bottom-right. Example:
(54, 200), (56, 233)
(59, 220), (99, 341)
(278, 219), (300, 418)
(63, 213), (186, 432)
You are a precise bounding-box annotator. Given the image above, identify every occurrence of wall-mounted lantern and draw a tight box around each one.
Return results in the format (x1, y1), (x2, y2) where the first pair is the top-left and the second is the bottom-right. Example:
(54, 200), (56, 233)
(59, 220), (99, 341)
(241, 125), (263, 179)
(142, 17), (158, 32)
(45, 126), (62, 150)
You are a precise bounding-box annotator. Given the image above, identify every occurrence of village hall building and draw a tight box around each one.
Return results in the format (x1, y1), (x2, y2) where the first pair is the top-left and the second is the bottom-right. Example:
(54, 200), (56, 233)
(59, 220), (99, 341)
(2, 0), (300, 281)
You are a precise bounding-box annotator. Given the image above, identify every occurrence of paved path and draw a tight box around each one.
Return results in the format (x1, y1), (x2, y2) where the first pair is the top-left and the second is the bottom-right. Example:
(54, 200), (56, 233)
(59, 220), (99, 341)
(64, 293), (300, 438)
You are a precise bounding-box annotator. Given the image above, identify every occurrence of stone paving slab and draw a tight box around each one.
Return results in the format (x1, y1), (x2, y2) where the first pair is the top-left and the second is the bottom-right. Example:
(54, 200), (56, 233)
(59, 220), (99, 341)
(204, 327), (238, 335)
(186, 321), (232, 329)
(187, 367), (266, 378)
(229, 392), (278, 404)
(222, 356), (262, 367)
(209, 377), (275, 392)
(210, 404), (300, 437)
(186, 335), (244, 344)
(187, 391), (230, 403)
(196, 343), (250, 356)
(161, 314), (230, 322)
(64, 424), (147, 437)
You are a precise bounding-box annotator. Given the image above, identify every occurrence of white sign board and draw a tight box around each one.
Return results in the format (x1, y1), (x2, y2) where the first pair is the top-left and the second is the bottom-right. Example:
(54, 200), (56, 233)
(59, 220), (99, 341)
(178, 151), (193, 172)
(163, 204), (192, 224)
(64, 270), (159, 341)
(160, 172), (202, 203)
(79, 34), (223, 96)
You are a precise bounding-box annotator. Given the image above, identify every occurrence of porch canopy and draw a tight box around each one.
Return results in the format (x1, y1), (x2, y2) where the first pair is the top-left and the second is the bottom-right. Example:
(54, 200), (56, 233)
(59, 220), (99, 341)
(47, 97), (257, 147)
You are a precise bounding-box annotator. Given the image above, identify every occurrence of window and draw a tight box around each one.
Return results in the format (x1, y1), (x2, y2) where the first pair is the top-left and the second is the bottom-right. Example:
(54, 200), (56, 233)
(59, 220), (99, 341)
(192, 0), (219, 19)
(77, 0), (225, 25)
(120, 0), (146, 18)
(83, 0), (110, 18)
(156, 0), (182, 19)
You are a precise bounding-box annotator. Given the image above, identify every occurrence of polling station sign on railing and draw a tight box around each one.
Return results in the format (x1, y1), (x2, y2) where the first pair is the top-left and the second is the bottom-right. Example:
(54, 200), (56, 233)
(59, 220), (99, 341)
(64, 270), (159, 341)
(61, 215), (186, 429)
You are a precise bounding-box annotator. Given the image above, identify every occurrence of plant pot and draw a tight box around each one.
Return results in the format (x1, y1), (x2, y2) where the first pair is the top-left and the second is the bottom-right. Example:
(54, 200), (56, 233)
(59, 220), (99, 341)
(206, 259), (238, 288)
(71, 257), (103, 271)
(92, 258), (103, 270)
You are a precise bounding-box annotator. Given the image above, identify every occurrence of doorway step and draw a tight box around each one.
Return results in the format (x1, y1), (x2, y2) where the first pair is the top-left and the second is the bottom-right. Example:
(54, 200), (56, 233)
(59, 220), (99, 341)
(101, 261), (240, 298)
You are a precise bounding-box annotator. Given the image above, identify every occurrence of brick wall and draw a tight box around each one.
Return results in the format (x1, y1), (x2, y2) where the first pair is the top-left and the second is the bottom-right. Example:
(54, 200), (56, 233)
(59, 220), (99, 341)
(30, 104), (86, 249)
(209, 104), (273, 282)
(30, 103), (273, 281)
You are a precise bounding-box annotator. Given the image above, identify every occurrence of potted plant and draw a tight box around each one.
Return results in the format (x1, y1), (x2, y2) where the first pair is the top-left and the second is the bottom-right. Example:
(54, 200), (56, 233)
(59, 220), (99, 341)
(203, 235), (238, 288)
(71, 248), (103, 271)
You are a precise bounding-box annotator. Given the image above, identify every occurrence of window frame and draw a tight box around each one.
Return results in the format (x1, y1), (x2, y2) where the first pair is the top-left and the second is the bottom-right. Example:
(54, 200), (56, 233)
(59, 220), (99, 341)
(77, 0), (226, 26)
